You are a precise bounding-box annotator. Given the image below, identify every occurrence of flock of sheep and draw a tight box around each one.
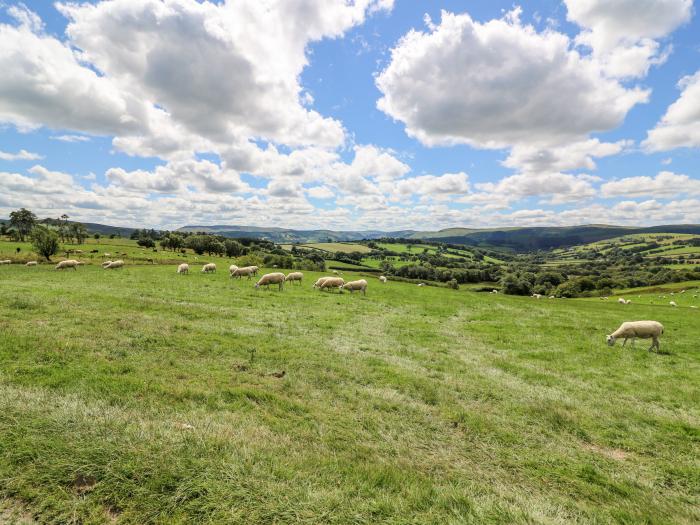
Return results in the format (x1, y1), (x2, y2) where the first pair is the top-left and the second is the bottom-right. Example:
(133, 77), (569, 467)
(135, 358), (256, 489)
(6, 255), (695, 352)
(174, 262), (373, 294)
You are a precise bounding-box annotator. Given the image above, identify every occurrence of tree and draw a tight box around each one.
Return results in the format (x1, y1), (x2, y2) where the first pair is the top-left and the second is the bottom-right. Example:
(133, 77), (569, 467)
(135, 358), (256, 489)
(94, 233), (101, 242)
(137, 237), (156, 249)
(30, 225), (60, 261)
(69, 223), (88, 244)
(9, 208), (37, 241)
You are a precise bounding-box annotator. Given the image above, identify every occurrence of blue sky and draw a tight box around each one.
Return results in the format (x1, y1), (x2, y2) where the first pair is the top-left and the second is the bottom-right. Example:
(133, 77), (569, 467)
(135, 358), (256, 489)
(0, 0), (699, 230)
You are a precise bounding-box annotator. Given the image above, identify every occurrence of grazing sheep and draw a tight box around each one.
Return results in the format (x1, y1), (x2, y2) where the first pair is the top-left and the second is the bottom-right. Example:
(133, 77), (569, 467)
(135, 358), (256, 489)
(417, 283), (426, 287)
(201, 263), (217, 273)
(0, 260), (12, 265)
(606, 321), (664, 352)
(618, 298), (628, 304)
(101, 260), (112, 268)
(669, 301), (677, 307)
(55, 259), (80, 271)
(332, 270), (339, 275)
(228, 264), (239, 277)
(284, 272), (303, 285)
(177, 263), (189, 275)
(549, 296), (555, 299)
(255, 272), (286, 291)
(312, 277), (330, 289)
(320, 277), (345, 292)
(379, 275), (387, 283)
(250, 266), (259, 276)
(532, 293), (542, 299)
(104, 260), (124, 269)
(491, 289), (498, 294)
(340, 279), (367, 295)
(25, 261), (37, 267)
(231, 266), (256, 279)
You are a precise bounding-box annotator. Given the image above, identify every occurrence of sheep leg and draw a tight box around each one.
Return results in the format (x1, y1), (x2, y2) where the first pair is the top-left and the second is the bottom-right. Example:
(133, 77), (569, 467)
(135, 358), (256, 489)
(622, 338), (628, 347)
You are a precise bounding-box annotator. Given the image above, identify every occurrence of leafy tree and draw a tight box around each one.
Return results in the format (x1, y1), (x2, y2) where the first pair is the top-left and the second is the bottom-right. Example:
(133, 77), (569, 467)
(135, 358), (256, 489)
(69, 223), (88, 244)
(94, 233), (101, 242)
(30, 225), (60, 261)
(137, 237), (156, 249)
(9, 208), (37, 241)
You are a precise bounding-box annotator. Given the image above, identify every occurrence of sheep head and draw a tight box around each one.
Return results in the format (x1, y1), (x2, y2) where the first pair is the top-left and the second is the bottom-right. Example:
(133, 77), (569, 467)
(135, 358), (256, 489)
(606, 335), (616, 347)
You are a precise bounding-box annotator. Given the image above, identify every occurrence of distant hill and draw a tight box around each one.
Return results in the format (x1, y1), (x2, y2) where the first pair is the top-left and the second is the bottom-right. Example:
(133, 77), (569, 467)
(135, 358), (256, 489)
(178, 223), (700, 250)
(177, 225), (417, 243)
(412, 224), (700, 250)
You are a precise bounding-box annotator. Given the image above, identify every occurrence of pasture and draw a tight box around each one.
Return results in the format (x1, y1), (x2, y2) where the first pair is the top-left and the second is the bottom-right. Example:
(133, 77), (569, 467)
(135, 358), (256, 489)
(0, 264), (698, 523)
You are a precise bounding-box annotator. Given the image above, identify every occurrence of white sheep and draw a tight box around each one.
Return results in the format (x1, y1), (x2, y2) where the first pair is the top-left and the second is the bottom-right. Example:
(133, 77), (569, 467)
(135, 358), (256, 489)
(55, 259), (80, 271)
(417, 283), (426, 287)
(104, 253), (111, 258)
(319, 277), (345, 292)
(284, 272), (303, 285)
(101, 260), (113, 268)
(25, 261), (37, 267)
(231, 266), (256, 279)
(379, 275), (387, 283)
(228, 264), (239, 277)
(340, 279), (367, 295)
(250, 266), (259, 276)
(255, 272), (285, 291)
(532, 293), (542, 299)
(312, 277), (330, 289)
(669, 301), (677, 307)
(618, 298), (629, 304)
(491, 289), (498, 294)
(0, 260), (12, 265)
(606, 321), (664, 352)
(201, 263), (216, 273)
(177, 263), (189, 275)
(549, 296), (555, 299)
(104, 260), (124, 269)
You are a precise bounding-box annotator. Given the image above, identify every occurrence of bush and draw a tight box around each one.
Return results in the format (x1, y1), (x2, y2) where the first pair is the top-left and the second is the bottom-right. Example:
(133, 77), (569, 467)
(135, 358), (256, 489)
(446, 279), (459, 290)
(30, 225), (60, 261)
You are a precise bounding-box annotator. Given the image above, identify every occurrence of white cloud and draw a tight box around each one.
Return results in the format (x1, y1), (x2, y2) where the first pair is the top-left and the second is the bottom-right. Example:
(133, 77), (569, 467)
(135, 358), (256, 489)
(0, 149), (43, 161)
(644, 70), (700, 151)
(56, 0), (392, 149)
(475, 172), (599, 205)
(601, 171), (700, 198)
(392, 172), (470, 201)
(306, 185), (335, 199)
(503, 139), (630, 174)
(376, 9), (648, 149)
(50, 135), (92, 143)
(565, 0), (692, 78)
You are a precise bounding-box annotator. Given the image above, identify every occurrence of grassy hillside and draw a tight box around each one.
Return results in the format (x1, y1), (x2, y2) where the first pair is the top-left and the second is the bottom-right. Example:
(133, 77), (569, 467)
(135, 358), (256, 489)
(0, 264), (698, 523)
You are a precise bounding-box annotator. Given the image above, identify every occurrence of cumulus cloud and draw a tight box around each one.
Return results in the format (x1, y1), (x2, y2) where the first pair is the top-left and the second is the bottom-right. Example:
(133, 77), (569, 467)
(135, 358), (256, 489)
(392, 172), (470, 201)
(644, 70), (700, 151)
(601, 171), (700, 198)
(503, 139), (630, 174)
(0, 149), (43, 161)
(565, 0), (692, 78)
(376, 9), (648, 149)
(474, 172), (600, 205)
(50, 135), (92, 143)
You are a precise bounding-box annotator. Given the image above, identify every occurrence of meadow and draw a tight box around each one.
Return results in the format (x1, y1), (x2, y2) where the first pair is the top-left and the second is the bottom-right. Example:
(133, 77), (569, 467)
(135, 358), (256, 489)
(0, 261), (698, 524)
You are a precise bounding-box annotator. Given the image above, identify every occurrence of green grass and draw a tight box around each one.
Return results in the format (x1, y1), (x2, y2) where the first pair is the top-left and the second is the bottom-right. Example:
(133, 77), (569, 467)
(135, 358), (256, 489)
(0, 264), (698, 523)
(0, 237), (224, 266)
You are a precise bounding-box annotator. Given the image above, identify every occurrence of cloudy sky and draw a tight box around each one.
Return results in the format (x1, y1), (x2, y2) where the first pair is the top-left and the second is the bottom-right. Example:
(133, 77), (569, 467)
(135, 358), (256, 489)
(0, 0), (699, 230)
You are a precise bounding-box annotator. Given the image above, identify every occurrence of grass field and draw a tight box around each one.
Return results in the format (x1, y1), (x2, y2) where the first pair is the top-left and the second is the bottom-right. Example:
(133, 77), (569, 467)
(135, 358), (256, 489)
(297, 243), (372, 254)
(0, 265), (699, 523)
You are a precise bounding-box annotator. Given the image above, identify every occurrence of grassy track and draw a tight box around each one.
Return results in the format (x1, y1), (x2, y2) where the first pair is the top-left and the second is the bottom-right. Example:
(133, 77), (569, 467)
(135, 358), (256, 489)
(0, 265), (698, 523)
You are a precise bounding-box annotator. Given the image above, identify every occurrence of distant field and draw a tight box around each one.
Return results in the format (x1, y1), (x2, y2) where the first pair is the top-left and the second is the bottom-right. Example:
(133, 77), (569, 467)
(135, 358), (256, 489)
(0, 264), (699, 523)
(297, 242), (371, 254)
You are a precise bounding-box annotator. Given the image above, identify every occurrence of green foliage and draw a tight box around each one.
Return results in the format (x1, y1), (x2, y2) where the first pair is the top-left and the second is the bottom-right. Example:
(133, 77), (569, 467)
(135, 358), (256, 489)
(9, 208), (37, 241)
(30, 225), (60, 261)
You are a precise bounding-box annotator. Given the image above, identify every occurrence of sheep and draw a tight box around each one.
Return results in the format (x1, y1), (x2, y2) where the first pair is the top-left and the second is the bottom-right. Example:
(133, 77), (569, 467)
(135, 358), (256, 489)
(340, 279), (367, 295)
(177, 263), (189, 275)
(101, 260), (113, 268)
(0, 260), (12, 265)
(228, 264), (239, 277)
(55, 259), (80, 271)
(669, 301), (677, 307)
(104, 253), (111, 258)
(201, 263), (217, 273)
(255, 272), (285, 291)
(618, 298), (627, 304)
(25, 261), (37, 267)
(231, 266), (256, 279)
(491, 289), (498, 294)
(332, 270), (339, 275)
(549, 296), (555, 299)
(104, 260), (124, 269)
(319, 277), (345, 292)
(606, 321), (664, 352)
(284, 272), (303, 285)
(250, 266), (259, 276)
(312, 277), (330, 289)
(379, 275), (387, 283)
(532, 293), (542, 299)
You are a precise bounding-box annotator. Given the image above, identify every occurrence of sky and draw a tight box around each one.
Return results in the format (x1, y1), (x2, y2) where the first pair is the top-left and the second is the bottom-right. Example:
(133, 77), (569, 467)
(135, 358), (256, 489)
(0, 0), (699, 231)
